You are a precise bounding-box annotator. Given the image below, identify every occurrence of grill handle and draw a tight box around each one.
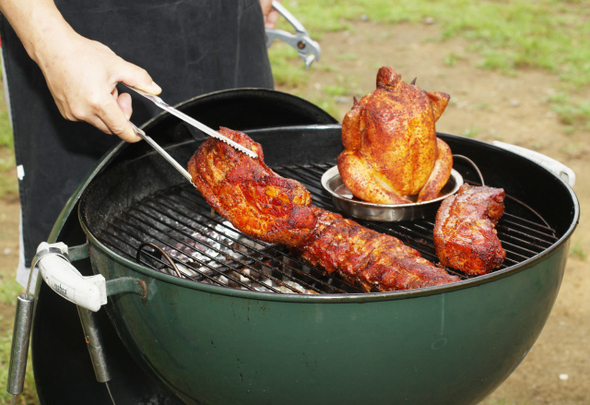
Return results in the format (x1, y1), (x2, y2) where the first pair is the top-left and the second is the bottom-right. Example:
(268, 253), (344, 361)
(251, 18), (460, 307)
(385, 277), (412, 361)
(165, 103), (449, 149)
(492, 141), (576, 187)
(35, 242), (146, 404)
(36, 242), (148, 311)
(36, 242), (106, 312)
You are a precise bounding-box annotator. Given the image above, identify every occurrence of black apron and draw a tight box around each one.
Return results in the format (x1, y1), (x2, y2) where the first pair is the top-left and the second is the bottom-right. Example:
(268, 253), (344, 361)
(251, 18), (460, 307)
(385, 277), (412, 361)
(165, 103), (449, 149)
(0, 0), (274, 266)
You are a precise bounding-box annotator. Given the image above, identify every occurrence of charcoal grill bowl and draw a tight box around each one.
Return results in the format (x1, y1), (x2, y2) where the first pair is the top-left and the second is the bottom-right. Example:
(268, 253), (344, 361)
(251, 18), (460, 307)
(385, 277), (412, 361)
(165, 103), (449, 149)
(33, 89), (579, 405)
(80, 138), (578, 405)
(84, 242), (571, 405)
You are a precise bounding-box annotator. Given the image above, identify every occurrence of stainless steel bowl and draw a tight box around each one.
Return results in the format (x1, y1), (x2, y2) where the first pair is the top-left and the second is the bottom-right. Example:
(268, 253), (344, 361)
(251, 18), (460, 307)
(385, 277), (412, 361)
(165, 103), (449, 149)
(321, 166), (463, 221)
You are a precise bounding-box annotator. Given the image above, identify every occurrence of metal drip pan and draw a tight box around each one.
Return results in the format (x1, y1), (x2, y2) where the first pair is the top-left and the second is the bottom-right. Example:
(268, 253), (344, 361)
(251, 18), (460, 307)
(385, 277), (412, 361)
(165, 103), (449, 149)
(321, 166), (463, 222)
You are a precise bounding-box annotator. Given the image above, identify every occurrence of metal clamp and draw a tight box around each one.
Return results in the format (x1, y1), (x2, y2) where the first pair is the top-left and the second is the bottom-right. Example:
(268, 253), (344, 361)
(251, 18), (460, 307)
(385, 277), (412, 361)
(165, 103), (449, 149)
(265, 1), (321, 68)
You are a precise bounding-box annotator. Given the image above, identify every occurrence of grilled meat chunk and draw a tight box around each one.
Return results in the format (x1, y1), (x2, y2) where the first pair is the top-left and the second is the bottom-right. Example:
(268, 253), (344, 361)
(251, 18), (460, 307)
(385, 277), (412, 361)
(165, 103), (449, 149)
(187, 127), (317, 247)
(188, 127), (460, 291)
(297, 208), (460, 291)
(337, 66), (453, 204)
(433, 184), (506, 275)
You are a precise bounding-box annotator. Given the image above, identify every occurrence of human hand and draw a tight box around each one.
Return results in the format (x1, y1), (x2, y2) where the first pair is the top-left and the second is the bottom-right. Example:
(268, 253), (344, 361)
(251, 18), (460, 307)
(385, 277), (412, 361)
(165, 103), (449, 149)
(39, 31), (161, 142)
(0, 0), (160, 142)
(260, 0), (281, 29)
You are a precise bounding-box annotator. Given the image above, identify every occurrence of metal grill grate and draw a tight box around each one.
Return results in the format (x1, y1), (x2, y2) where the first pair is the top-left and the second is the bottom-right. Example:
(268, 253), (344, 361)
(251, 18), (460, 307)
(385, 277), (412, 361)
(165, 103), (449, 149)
(97, 162), (559, 294)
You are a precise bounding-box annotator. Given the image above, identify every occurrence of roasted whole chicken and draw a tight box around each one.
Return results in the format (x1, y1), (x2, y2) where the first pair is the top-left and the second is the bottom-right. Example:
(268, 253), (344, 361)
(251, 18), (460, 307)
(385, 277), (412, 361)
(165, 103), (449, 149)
(188, 127), (460, 291)
(338, 66), (453, 204)
(433, 184), (506, 275)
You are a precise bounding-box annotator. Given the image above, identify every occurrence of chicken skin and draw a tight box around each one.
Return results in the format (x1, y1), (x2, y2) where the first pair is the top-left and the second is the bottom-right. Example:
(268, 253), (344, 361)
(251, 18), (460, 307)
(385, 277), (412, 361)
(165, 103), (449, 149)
(338, 66), (453, 204)
(188, 127), (460, 291)
(433, 184), (506, 275)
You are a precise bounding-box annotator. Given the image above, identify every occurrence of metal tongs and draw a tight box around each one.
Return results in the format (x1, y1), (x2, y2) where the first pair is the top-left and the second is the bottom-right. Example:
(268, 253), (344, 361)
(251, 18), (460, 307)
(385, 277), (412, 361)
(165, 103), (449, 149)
(127, 87), (258, 183)
(266, 1), (320, 69)
(129, 121), (194, 183)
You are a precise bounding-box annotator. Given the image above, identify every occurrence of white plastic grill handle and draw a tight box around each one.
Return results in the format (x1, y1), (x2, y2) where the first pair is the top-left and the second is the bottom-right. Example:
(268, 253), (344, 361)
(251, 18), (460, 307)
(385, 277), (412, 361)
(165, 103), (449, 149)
(492, 141), (576, 187)
(36, 242), (107, 312)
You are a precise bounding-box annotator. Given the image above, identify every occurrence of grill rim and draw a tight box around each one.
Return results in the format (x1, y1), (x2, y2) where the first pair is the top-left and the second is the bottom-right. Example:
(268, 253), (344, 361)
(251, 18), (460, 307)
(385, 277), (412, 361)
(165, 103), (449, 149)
(78, 169), (579, 305)
(80, 211), (575, 303)
(76, 118), (580, 303)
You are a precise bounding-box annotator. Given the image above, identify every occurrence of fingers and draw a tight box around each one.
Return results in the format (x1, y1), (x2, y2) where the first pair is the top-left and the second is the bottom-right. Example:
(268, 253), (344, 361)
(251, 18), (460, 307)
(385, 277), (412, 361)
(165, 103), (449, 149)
(84, 87), (140, 143)
(57, 89), (141, 142)
(94, 61), (157, 142)
(102, 92), (141, 142)
(265, 9), (280, 29)
(260, 0), (280, 29)
(116, 91), (133, 119)
(118, 63), (162, 96)
(114, 92), (142, 142)
(105, 62), (159, 142)
(35, 30), (156, 143)
(259, 0), (273, 16)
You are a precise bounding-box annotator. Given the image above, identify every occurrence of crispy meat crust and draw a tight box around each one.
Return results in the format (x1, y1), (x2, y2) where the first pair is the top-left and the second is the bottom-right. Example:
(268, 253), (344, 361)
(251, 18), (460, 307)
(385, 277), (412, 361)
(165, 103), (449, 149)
(337, 66), (453, 204)
(433, 184), (506, 275)
(189, 127), (460, 291)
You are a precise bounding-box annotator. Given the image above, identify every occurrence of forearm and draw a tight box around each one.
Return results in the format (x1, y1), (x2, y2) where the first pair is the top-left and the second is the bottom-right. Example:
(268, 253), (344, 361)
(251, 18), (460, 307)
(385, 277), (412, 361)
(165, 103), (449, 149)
(0, 0), (75, 66)
(0, 0), (161, 142)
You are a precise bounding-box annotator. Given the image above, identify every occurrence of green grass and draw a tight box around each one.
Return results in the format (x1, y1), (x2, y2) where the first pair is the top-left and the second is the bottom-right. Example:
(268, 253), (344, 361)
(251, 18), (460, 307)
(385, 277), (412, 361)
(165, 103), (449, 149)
(267, 42), (312, 88)
(283, 0), (590, 82)
(0, 337), (37, 405)
(481, 399), (521, 405)
(462, 127), (481, 138)
(1, 0), (589, 199)
(0, 150), (17, 198)
(548, 92), (590, 128)
(272, 0), (590, 129)
(570, 240), (587, 260)
(0, 278), (22, 306)
(0, 109), (12, 149)
(0, 85), (17, 199)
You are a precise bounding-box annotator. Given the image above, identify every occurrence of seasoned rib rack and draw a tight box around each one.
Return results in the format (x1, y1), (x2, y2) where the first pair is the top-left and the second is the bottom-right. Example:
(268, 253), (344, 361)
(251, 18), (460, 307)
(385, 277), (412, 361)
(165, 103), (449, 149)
(96, 161), (558, 294)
